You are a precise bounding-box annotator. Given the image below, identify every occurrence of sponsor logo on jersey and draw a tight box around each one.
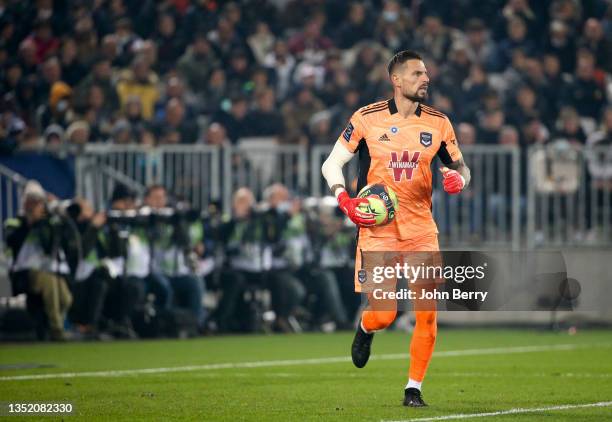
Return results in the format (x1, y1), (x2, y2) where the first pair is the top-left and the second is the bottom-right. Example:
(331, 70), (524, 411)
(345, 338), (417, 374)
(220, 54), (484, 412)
(343, 122), (354, 142)
(378, 133), (391, 142)
(420, 132), (433, 147)
(388, 150), (421, 182)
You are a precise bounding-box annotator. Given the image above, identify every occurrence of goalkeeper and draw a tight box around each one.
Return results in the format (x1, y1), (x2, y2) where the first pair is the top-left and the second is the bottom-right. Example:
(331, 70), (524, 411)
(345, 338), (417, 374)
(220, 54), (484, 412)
(321, 50), (470, 407)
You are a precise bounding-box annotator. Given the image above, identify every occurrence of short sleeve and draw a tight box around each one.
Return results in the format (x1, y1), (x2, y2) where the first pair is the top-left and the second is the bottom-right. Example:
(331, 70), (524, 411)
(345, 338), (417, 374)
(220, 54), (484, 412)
(337, 111), (366, 153)
(436, 116), (462, 166)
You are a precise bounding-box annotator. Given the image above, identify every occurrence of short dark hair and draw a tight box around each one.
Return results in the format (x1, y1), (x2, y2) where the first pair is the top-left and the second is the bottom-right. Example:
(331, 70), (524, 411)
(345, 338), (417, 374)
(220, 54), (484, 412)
(145, 184), (166, 198)
(387, 50), (423, 75)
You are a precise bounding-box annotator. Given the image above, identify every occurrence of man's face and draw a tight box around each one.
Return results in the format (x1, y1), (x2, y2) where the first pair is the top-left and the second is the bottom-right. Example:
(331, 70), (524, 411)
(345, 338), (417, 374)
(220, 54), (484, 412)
(392, 59), (429, 102)
(112, 198), (135, 211)
(145, 188), (167, 209)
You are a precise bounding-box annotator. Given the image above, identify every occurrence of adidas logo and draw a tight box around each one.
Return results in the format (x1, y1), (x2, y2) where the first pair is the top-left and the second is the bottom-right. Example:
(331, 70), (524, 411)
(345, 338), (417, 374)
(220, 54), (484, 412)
(378, 133), (391, 142)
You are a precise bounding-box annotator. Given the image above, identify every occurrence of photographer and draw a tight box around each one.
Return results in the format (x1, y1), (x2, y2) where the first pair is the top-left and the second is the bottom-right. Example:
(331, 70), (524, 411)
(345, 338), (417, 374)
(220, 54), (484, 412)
(143, 185), (206, 331)
(63, 198), (109, 338)
(269, 189), (350, 331)
(213, 188), (266, 332)
(102, 185), (146, 338)
(3, 181), (73, 341)
(261, 184), (307, 333)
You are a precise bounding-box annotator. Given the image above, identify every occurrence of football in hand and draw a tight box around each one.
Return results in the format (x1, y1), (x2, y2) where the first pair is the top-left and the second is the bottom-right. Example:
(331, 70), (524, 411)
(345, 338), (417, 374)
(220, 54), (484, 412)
(356, 184), (399, 226)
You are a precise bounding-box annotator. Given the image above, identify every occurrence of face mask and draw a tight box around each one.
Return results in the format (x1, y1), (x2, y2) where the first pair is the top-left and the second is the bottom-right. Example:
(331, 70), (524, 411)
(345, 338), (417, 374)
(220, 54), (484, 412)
(56, 99), (69, 113)
(277, 201), (292, 213)
(383, 11), (399, 22)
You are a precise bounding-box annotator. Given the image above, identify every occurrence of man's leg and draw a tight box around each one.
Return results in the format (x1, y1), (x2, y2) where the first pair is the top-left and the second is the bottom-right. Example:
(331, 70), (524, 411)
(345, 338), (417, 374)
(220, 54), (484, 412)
(146, 272), (173, 310)
(404, 236), (441, 407)
(29, 271), (73, 340)
(170, 275), (206, 328)
(352, 236), (399, 367)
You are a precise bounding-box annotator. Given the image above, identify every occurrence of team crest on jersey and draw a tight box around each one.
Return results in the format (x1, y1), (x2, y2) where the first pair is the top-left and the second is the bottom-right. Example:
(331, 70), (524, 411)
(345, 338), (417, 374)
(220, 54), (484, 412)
(420, 132), (432, 147)
(343, 122), (354, 142)
(358, 269), (367, 284)
(390, 126), (399, 134)
(388, 150), (421, 182)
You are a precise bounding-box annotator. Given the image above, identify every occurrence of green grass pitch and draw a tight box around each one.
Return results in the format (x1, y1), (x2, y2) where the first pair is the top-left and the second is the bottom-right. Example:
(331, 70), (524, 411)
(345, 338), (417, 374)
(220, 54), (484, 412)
(1, 329), (611, 421)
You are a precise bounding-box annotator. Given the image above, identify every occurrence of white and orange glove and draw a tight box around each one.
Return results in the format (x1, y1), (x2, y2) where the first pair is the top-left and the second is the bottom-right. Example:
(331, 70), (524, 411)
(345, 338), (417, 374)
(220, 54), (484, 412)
(337, 190), (376, 227)
(440, 167), (465, 194)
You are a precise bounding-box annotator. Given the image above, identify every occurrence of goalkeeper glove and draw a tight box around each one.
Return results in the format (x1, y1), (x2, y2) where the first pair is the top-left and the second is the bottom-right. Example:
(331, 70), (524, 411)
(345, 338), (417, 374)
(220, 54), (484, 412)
(337, 190), (376, 227)
(440, 167), (465, 194)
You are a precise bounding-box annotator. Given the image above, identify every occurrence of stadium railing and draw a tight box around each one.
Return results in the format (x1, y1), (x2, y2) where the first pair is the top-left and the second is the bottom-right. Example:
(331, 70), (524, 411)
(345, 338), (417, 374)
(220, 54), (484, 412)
(0, 164), (29, 256)
(527, 144), (612, 248)
(311, 144), (522, 250)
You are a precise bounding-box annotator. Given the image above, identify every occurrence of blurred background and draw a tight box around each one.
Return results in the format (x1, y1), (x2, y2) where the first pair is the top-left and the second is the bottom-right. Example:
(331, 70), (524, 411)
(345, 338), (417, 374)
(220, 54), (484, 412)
(0, 0), (611, 341)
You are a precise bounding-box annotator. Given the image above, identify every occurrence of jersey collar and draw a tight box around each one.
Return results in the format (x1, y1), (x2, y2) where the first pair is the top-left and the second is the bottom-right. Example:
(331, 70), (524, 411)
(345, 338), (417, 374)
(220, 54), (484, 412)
(387, 98), (422, 117)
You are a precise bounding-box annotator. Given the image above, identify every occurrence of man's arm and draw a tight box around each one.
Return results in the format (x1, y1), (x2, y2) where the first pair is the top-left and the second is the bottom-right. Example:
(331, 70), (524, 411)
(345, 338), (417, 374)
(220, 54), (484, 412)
(321, 141), (355, 197)
(446, 157), (471, 189)
(321, 141), (376, 226)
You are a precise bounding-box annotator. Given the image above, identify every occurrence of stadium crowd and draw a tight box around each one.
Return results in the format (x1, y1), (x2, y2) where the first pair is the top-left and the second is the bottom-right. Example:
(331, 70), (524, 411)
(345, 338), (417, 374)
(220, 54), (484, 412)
(0, 0), (611, 153)
(3, 180), (359, 340)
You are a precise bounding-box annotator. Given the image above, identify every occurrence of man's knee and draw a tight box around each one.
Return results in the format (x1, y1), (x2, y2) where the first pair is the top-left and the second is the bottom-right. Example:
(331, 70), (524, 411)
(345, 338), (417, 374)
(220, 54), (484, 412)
(363, 310), (397, 331)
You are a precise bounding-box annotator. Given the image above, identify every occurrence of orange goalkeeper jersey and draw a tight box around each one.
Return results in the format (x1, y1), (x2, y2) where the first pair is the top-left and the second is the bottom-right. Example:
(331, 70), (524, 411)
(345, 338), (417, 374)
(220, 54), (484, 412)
(338, 98), (463, 240)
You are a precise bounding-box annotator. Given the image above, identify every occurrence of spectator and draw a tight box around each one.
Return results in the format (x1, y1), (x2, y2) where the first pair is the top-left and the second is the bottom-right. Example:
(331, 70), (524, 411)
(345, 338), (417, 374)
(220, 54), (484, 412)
(211, 94), (249, 144)
(334, 2), (372, 49)
(491, 16), (535, 71)
(177, 33), (220, 94)
(554, 106), (587, 145)
(155, 98), (198, 144)
(247, 21), (275, 65)
(59, 37), (86, 87)
(544, 20), (577, 73)
(586, 106), (612, 179)
(244, 88), (285, 138)
(281, 86), (325, 144)
(458, 122), (477, 146)
(39, 81), (74, 130)
(464, 18), (495, 68)
(208, 17), (246, 62)
(498, 125), (520, 146)
(263, 39), (295, 101)
(25, 18), (59, 64)
(75, 57), (120, 113)
(563, 51), (607, 119)
(83, 84), (114, 142)
(65, 120), (90, 147)
(288, 18), (333, 64)
(204, 122), (230, 146)
(116, 55), (160, 120)
(201, 68), (227, 115)
(578, 18), (612, 73)
(413, 15), (452, 63)
(374, 0), (412, 52)
(154, 13), (186, 74)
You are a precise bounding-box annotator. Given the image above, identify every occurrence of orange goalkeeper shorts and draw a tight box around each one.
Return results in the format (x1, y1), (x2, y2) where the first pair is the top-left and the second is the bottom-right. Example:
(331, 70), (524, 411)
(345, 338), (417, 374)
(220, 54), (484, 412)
(353, 232), (440, 293)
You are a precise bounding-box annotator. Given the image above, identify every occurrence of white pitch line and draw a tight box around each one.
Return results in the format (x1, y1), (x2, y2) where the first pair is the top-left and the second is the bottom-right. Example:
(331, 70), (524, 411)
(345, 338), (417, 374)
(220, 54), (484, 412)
(0, 343), (608, 382)
(384, 401), (612, 422)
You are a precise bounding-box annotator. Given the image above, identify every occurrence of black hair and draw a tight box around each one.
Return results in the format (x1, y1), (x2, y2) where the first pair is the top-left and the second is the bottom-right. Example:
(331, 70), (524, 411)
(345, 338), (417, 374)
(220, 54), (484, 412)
(387, 50), (423, 75)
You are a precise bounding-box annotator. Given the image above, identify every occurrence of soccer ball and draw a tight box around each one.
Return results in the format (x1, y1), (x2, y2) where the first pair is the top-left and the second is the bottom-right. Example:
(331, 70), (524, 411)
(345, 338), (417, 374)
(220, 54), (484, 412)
(357, 184), (399, 226)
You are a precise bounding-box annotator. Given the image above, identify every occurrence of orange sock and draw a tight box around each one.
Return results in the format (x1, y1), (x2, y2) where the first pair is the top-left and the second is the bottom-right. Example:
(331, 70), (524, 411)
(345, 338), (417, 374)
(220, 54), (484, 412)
(408, 310), (437, 382)
(361, 309), (397, 332)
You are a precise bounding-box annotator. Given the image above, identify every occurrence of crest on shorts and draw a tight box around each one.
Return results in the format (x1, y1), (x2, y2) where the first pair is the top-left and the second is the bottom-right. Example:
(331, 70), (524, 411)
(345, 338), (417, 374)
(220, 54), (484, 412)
(420, 132), (432, 147)
(358, 269), (367, 284)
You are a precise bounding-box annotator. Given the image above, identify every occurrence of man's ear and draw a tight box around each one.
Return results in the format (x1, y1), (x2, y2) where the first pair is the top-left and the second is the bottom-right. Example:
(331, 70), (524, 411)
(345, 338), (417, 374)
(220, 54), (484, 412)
(390, 72), (400, 88)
